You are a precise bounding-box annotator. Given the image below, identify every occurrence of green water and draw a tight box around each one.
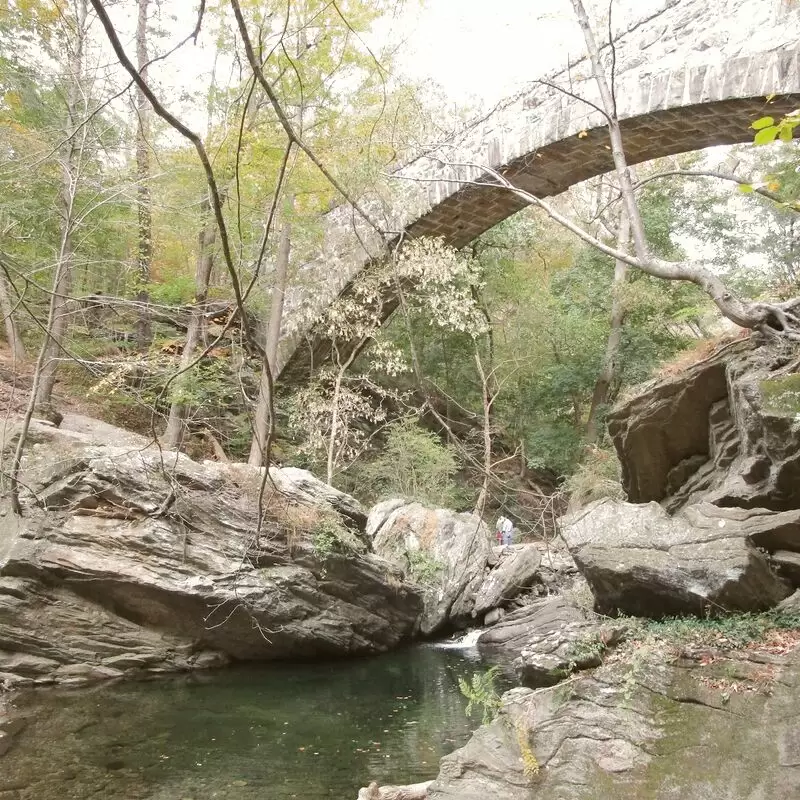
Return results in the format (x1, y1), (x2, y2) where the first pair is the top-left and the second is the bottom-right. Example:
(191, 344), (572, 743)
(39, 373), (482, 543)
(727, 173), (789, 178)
(1, 645), (498, 799)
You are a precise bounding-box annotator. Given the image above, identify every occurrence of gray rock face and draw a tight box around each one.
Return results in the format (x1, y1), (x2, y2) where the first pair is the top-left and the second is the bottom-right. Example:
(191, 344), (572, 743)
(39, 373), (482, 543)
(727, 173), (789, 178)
(0, 696), (24, 758)
(608, 339), (800, 512)
(478, 597), (627, 687)
(0, 421), (422, 686)
(369, 503), (546, 635)
(478, 597), (586, 661)
(561, 499), (793, 617)
(369, 502), (492, 635)
(472, 545), (541, 617)
(429, 646), (800, 800)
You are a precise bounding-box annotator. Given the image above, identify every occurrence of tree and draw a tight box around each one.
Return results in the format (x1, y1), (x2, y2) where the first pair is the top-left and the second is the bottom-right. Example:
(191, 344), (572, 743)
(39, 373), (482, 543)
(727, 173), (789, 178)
(34, 0), (89, 410)
(0, 261), (24, 361)
(134, 0), (153, 351)
(249, 204), (291, 466)
(437, 0), (800, 340)
(163, 199), (216, 449)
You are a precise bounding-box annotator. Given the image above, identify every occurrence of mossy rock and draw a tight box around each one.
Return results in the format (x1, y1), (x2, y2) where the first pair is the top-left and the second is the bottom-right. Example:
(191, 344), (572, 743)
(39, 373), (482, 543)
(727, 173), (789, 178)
(760, 373), (800, 417)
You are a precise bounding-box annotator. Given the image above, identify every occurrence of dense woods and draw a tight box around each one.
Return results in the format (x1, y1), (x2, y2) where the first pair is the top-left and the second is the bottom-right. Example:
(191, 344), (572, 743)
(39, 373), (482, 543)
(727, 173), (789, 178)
(1, 0), (798, 519)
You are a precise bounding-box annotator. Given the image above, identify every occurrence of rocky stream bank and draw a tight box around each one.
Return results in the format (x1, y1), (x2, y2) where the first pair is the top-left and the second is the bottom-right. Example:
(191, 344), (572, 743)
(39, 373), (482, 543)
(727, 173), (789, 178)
(3, 337), (800, 799)
(371, 337), (800, 798)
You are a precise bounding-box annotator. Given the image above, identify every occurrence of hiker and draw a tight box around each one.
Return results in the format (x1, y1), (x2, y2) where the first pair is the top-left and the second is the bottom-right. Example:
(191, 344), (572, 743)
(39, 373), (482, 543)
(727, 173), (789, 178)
(501, 516), (514, 546)
(495, 515), (507, 545)
(495, 515), (514, 546)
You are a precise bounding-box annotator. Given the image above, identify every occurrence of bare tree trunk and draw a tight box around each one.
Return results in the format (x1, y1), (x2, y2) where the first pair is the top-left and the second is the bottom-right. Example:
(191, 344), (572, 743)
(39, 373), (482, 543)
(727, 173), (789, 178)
(134, 0), (152, 351)
(11, 0), (87, 512)
(0, 268), (25, 361)
(473, 346), (494, 515)
(471, 283), (497, 516)
(585, 210), (631, 443)
(163, 207), (216, 449)
(248, 213), (291, 467)
(35, 0), (87, 408)
(34, 197), (73, 408)
(323, 344), (359, 485)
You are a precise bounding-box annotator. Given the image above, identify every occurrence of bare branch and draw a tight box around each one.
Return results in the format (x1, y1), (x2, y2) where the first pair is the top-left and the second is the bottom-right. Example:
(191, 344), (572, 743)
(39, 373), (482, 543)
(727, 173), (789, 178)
(633, 168), (800, 213)
(228, 0), (384, 235)
(89, 0), (264, 359)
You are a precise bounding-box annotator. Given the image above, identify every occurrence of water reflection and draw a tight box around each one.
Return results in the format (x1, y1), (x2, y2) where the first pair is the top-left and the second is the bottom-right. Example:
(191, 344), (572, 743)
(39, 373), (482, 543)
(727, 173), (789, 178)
(2, 645), (499, 799)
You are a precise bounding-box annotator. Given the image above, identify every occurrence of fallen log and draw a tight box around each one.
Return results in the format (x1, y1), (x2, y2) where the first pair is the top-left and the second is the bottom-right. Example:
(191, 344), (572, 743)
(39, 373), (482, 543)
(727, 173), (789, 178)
(356, 780), (432, 800)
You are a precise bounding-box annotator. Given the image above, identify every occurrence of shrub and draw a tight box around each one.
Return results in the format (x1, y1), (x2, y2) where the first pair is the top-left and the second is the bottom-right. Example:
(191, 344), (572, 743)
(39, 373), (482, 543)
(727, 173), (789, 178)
(459, 666), (503, 725)
(563, 445), (624, 508)
(405, 549), (443, 585)
(363, 417), (462, 507)
(312, 515), (362, 561)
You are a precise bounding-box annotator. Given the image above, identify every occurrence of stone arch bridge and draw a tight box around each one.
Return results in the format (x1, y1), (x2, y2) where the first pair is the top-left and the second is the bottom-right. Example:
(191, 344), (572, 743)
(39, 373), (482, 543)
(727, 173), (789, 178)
(276, 0), (800, 382)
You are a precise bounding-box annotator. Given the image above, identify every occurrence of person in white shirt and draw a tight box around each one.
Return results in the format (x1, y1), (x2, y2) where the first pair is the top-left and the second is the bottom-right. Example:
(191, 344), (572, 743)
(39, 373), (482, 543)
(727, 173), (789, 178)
(495, 515), (514, 546)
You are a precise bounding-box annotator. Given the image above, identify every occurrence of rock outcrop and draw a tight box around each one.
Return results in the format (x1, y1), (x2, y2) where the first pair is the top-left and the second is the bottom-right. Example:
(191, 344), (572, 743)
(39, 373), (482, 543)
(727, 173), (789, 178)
(369, 501), (545, 635)
(369, 501), (492, 635)
(561, 499), (794, 617)
(608, 338), (800, 513)
(429, 643), (800, 799)
(479, 597), (628, 686)
(357, 780), (432, 799)
(0, 418), (422, 687)
(473, 545), (541, 618)
(427, 341), (800, 799)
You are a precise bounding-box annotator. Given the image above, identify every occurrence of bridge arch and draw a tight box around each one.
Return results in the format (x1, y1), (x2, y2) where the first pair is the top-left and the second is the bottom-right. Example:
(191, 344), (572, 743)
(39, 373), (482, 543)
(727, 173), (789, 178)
(277, 0), (800, 381)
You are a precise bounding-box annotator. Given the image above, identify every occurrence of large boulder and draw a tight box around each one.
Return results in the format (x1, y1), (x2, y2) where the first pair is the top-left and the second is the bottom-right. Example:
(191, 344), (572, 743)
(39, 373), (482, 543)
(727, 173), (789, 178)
(369, 502), (545, 635)
(561, 499), (793, 616)
(369, 501), (492, 635)
(478, 597), (585, 661)
(478, 597), (627, 686)
(472, 545), (542, 618)
(0, 419), (422, 687)
(608, 338), (800, 512)
(429, 643), (800, 800)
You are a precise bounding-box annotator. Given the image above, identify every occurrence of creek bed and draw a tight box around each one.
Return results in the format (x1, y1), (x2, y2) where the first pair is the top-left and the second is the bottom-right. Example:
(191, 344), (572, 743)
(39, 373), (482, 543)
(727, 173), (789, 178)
(0, 643), (501, 799)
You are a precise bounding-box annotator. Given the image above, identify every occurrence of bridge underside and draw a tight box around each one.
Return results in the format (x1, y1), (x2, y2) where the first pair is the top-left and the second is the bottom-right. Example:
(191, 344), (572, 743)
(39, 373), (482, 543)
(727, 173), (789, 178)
(280, 93), (800, 383)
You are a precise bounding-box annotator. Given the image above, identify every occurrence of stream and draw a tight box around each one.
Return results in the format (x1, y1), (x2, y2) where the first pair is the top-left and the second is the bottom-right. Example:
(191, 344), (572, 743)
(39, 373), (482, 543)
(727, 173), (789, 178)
(0, 642), (502, 799)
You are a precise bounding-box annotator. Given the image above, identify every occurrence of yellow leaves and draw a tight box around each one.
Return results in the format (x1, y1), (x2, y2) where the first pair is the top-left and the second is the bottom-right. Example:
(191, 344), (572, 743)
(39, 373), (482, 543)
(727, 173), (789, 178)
(3, 90), (21, 112)
(1, 0), (62, 27)
(577, 130), (588, 139)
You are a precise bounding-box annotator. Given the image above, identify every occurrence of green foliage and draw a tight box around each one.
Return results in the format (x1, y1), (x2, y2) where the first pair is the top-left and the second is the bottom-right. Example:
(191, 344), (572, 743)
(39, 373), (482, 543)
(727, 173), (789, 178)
(312, 516), (358, 562)
(525, 422), (584, 477)
(639, 610), (800, 649)
(564, 634), (608, 673)
(752, 112), (800, 145)
(458, 666), (503, 725)
(362, 418), (463, 507)
(378, 185), (707, 483)
(147, 276), (196, 306)
(405, 549), (443, 585)
(563, 446), (624, 507)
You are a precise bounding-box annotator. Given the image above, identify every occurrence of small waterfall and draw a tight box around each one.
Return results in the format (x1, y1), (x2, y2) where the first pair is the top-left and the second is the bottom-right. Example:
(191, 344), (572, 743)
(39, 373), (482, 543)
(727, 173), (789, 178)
(430, 628), (484, 649)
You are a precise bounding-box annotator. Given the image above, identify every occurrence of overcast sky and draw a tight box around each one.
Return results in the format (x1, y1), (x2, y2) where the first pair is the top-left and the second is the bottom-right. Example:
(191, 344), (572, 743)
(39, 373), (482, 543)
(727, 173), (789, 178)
(379, 0), (667, 105)
(147, 0), (668, 121)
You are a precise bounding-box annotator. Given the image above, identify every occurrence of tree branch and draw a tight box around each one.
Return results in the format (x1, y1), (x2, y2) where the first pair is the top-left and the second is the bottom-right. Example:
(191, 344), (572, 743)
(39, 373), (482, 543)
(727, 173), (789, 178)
(633, 168), (800, 212)
(89, 0), (263, 359)
(228, 0), (384, 235)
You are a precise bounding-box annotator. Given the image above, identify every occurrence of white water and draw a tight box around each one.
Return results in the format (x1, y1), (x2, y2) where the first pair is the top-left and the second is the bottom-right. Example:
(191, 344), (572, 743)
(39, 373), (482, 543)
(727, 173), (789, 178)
(430, 628), (485, 649)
